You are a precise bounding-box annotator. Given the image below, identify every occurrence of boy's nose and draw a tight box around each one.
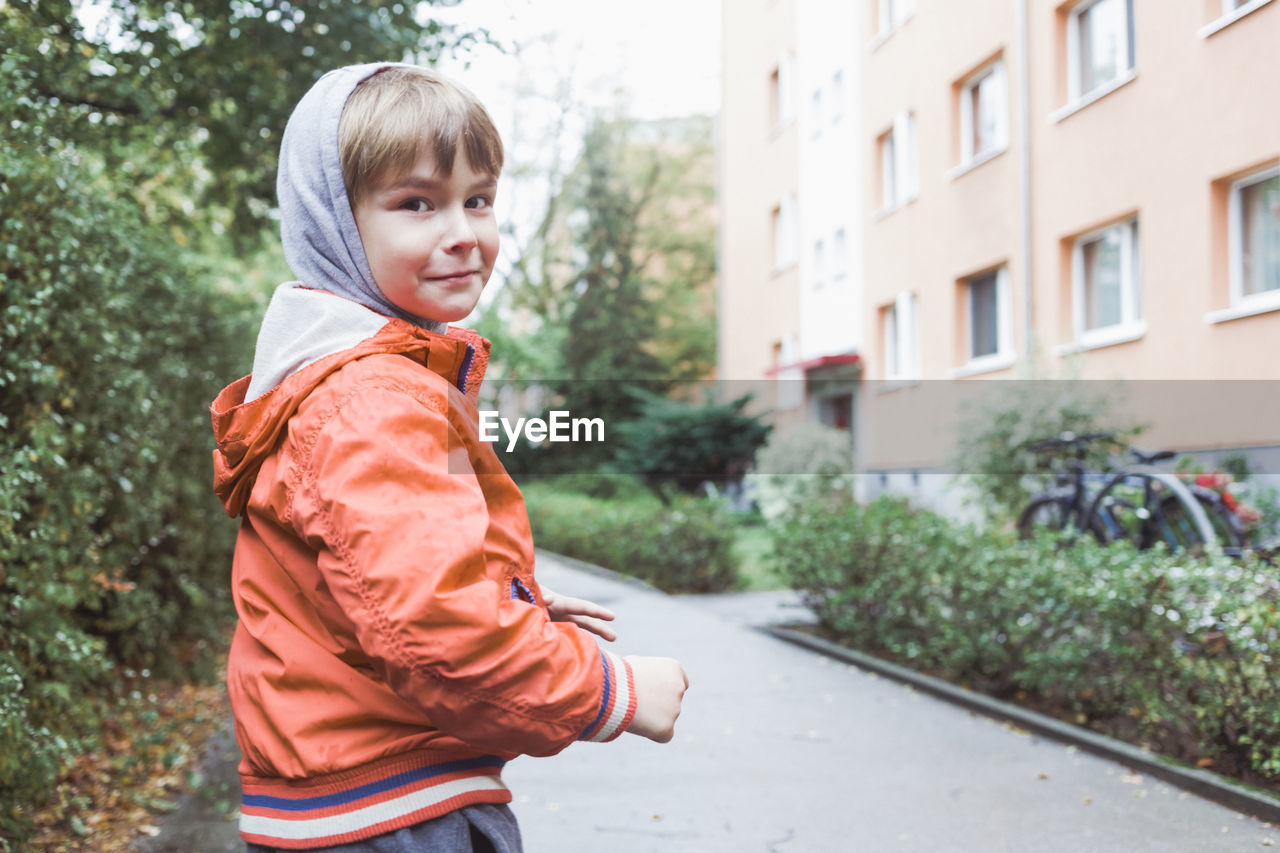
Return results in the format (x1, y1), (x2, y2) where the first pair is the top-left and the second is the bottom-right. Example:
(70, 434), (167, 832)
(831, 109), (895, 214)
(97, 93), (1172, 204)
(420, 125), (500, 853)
(441, 208), (478, 253)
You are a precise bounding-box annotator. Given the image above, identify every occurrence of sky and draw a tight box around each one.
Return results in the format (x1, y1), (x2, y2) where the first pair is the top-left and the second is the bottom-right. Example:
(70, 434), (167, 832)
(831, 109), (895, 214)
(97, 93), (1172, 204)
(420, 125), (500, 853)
(432, 0), (722, 126)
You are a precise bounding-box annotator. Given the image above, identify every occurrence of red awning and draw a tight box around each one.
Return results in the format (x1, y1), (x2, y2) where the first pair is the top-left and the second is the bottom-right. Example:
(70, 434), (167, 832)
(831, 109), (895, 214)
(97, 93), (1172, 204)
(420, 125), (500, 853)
(765, 352), (861, 376)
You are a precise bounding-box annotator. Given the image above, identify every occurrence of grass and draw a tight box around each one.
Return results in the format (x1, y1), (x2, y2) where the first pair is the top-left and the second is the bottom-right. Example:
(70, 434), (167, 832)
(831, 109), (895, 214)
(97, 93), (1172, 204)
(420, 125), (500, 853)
(732, 522), (784, 591)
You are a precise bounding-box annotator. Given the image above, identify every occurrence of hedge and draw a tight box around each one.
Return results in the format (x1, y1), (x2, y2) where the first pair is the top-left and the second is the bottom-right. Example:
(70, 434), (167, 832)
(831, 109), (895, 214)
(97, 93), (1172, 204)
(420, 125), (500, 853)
(521, 480), (738, 593)
(774, 497), (1280, 789)
(1, 109), (255, 837)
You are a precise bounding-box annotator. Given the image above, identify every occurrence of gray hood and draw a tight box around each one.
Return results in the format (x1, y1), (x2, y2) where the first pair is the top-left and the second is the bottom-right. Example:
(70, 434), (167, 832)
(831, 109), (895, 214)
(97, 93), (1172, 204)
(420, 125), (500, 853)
(276, 61), (446, 331)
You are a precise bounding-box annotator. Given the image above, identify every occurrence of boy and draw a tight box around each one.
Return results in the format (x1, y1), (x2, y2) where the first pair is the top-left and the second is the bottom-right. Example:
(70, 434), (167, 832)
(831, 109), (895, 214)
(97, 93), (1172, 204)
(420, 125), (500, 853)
(210, 63), (688, 852)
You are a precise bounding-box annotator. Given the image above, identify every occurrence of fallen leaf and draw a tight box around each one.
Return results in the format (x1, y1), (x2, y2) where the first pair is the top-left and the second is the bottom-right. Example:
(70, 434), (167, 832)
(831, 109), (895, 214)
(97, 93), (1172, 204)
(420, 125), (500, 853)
(1120, 774), (1144, 785)
(1196, 757), (1215, 768)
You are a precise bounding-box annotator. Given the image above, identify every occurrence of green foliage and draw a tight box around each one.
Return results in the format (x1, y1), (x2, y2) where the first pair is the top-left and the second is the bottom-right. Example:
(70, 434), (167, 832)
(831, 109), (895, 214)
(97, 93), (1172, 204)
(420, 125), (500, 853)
(0, 74), (256, 838)
(776, 497), (1280, 786)
(523, 483), (738, 593)
(611, 390), (771, 501)
(952, 377), (1143, 522)
(744, 421), (854, 523)
(2, 0), (481, 244)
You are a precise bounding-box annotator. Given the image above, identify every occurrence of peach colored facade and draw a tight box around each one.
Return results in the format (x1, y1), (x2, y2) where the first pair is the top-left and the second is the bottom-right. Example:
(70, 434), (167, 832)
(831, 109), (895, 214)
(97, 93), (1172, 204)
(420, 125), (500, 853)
(720, 0), (1280, 474)
(718, 0), (801, 410)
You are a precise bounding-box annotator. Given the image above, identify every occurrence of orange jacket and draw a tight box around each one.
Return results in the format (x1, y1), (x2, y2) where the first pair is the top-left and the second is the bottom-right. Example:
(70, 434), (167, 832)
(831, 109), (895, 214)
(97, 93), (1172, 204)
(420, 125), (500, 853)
(211, 296), (634, 849)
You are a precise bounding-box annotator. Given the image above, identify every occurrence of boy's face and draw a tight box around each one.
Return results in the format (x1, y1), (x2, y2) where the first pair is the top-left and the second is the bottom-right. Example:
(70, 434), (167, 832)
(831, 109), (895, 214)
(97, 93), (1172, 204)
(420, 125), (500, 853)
(351, 148), (499, 324)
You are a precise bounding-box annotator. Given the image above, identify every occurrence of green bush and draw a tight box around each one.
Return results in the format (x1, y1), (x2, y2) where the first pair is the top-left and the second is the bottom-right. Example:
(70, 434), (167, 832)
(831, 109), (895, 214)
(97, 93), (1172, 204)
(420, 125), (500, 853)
(775, 497), (1280, 787)
(523, 484), (738, 593)
(743, 421), (854, 523)
(0, 88), (254, 837)
(951, 376), (1143, 522)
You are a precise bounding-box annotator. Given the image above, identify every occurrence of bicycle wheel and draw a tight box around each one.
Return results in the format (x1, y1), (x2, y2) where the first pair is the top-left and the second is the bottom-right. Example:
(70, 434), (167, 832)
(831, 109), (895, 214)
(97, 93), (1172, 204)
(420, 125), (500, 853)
(1017, 494), (1070, 540)
(1172, 489), (1246, 554)
(1017, 493), (1104, 543)
(1088, 470), (1217, 553)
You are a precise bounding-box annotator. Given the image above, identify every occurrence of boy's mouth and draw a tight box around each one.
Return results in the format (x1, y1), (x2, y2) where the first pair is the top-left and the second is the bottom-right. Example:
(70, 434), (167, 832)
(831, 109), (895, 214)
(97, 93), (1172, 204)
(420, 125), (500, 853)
(425, 270), (478, 285)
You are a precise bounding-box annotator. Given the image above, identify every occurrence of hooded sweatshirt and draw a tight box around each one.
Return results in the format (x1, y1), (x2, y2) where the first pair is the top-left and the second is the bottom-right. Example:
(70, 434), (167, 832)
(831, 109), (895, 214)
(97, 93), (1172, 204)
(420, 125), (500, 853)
(209, 65), (634, 850)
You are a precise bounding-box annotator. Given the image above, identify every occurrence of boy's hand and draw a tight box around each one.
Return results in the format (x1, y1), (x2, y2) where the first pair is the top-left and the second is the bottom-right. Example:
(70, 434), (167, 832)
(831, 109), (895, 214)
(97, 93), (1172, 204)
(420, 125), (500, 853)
(542, 587), (618, 643)
(624, 656), (689, 744)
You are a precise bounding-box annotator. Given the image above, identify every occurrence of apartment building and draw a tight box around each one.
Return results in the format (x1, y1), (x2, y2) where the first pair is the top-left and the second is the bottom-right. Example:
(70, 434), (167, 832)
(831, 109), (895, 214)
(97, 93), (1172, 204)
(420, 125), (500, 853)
(720, 0), (1280, 482)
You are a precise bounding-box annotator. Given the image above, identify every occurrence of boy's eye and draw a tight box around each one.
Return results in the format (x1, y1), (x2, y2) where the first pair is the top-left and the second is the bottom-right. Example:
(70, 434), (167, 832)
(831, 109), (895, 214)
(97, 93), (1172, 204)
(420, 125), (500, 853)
(465, 195), (494, 210)
(400, 198), (432, 213)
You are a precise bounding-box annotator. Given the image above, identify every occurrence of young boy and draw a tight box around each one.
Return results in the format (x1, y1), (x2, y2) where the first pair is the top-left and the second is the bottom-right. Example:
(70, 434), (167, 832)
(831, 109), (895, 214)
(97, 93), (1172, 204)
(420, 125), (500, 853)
(210, 63), (688, 852)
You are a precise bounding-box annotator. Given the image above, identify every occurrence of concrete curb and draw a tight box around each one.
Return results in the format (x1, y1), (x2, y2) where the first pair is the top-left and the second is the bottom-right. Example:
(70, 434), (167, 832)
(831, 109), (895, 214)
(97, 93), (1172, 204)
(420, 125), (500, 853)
(764, 624), (1280, 827)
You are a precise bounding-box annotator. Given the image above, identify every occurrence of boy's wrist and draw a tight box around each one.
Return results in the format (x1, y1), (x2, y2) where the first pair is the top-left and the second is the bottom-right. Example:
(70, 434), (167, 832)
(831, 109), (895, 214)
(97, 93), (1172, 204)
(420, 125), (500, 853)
(578, 650), (636, 743)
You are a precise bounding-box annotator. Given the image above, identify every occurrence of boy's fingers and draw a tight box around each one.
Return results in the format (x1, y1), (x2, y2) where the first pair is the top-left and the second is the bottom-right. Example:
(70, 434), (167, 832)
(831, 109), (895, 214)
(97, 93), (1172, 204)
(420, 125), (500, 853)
(571, 615), (617, 642)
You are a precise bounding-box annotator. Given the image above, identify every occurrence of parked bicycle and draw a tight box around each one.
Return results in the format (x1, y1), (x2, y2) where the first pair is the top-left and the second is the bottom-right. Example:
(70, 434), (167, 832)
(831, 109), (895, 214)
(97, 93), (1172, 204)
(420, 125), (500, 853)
(1017, 432), (1226, 555)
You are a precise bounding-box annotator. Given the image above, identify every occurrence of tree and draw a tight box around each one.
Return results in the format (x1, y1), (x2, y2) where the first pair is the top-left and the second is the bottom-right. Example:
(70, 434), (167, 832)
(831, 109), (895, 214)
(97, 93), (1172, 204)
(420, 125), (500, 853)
(482, 110), (719, 475)
(2, 0), (484, 245)
(612, 390), (772, 503)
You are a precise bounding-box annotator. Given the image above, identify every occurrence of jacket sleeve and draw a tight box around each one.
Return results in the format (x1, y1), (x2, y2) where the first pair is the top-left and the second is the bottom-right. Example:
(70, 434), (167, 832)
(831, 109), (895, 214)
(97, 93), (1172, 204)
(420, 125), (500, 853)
(290, 379), (636, 756)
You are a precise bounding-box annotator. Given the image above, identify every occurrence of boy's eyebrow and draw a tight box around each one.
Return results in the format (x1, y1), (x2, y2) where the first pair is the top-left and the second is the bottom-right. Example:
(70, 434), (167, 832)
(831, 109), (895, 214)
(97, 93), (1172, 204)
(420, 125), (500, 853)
(382, 175), (499, 193)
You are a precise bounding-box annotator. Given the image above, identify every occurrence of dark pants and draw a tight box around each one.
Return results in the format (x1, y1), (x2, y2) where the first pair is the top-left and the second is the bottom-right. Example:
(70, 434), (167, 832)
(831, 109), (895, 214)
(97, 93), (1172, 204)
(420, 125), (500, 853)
(245, 803), (522, 853)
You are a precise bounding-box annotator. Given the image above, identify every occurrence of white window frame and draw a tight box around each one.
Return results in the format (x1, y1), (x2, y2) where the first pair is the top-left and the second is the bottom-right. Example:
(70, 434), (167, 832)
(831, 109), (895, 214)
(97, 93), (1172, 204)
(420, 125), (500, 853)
(877, 0), (915, 38)
(878, 111), (918, 213)
(772, 193), (797, 271)
(960, 267), (1015, 374)
(832, 228), (848, 282)
(772, 51), (796, 129)
(812, 238), (826, 290)
(830, 69), (845, 123)
(1228, 165), (1280, 312)
(1199, 0), (1274, 38)
(1065, 0), (1135, 106)
(811, 86), (824, 138)
(959, 60), (1009, 168)
(777, 334), (803, 410)
(1071, 218), (1144, 350)
(883, 291), (920, 382)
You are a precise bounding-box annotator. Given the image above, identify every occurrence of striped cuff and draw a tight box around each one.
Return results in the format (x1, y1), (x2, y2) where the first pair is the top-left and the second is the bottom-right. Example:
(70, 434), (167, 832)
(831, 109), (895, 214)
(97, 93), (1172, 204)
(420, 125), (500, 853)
(579, 649), (637, 743)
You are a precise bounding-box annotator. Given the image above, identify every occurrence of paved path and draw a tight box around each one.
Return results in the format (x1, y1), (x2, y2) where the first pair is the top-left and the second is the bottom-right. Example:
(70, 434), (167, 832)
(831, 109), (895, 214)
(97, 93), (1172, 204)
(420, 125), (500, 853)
(506, 553), (1277, 852)
(142, 552), (1277, 851)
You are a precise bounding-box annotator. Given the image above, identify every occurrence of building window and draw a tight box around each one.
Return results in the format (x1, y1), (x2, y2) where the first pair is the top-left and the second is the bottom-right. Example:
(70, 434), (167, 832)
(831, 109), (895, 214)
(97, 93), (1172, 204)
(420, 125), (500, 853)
(1230, 165), (1280, 304)
(772, 193), (797, 270)
(1067, 0), (1134, 102)
(1198, 0), (1272, 38)
(882, 292), (920, 381)
(830, 70), (845, 122)
(963, 267), (1013, 367)
(769, 52), (796, 130)
(877, 0), (915, 37)
(832, 228), (848, 281)
(812, 239), (826, 290)
(1072, 218), (1142, 346)
(959, 60), (1008, 166)
(776, 334), (803, 410)
(878, 111), (918, 212)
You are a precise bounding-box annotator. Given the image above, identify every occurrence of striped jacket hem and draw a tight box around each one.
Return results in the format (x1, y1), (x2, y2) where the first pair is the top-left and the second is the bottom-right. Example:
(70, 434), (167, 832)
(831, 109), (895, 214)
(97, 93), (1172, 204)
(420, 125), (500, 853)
(239, 751), (510, 849)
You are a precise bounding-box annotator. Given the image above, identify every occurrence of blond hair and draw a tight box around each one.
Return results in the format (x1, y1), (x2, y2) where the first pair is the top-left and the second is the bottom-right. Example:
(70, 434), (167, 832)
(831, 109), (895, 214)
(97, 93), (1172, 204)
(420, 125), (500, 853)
(338, 66), (504, 204)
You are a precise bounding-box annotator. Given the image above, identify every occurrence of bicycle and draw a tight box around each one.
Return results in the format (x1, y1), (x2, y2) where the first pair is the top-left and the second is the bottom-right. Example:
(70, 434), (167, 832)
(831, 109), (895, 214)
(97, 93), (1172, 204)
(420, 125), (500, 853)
(1086, 448), (1226, 555)
(1016, 432), (1114, 544)
(1016, 432), (1222, 555)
